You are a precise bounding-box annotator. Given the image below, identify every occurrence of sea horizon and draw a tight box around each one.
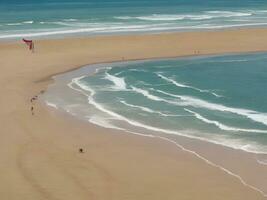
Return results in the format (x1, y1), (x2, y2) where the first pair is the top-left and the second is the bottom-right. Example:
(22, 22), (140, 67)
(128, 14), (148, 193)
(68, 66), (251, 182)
(1, 0), (267, 40)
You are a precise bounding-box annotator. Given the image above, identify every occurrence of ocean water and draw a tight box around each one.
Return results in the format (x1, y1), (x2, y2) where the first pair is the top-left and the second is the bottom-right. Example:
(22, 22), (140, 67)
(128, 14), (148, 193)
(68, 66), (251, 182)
(1, 0), (267, 39)
(45, 53), (267, 155)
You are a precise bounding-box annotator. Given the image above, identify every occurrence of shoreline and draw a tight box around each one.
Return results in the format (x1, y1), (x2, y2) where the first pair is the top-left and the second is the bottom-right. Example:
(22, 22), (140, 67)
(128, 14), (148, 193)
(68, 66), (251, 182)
(1, 28), (267, 199)
(45, 56), (267, 155)
(40, 50), (267, 83)
(43, 56), (267, 196)
(26, 28), (267, 83)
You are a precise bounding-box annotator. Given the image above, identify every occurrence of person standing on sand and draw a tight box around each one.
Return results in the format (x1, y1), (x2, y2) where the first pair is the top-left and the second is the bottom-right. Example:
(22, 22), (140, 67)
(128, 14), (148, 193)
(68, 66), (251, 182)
(31, 106), (34, 115)
(79, 148), (84, 153)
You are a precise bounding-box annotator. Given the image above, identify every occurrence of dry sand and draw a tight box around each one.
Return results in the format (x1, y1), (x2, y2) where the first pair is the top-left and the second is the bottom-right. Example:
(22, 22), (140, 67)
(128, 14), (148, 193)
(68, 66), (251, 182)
(1, 28), (267, 199)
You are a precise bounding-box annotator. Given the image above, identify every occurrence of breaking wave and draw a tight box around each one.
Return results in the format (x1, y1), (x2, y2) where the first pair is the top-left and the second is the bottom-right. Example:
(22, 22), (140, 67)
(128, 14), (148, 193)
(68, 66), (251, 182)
(3, 8), (267, 40)
(66, 75), (267, 154)
(185, 108), (267, 133)
(156, 73), (222, 97)
(120, 100), (186, 117)
(153, 89), (267, 126)
(103, 72), (127, 90)
(114, 11), (252, 21)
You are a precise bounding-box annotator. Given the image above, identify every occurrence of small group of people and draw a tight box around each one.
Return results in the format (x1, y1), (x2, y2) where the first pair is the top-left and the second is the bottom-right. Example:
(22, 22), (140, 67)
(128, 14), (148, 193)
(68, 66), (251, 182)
(30, 95), (38, 115)
(23, 38), (86, 154)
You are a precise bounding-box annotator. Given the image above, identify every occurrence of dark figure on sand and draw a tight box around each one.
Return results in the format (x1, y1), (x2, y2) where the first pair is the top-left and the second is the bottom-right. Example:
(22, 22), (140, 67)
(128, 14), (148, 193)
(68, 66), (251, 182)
(30, 95), (38, 103)
(79, 148), (84, 153)
(31, 106), (34, 115)
(30, 95), (38, 115)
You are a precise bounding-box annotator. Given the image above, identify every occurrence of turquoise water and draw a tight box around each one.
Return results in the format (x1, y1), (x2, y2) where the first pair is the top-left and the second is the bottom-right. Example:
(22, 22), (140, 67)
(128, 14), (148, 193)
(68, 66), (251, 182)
(57, 53), (267, 154)
(1, 0), (267, 39)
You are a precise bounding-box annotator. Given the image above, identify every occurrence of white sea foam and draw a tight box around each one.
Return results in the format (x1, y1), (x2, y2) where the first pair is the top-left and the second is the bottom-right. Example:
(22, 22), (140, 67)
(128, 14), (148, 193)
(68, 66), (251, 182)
(68, 76), (92, 95)
(131, 86), (172, 102)
(137, 14), (201, 21)
(46, 101), (58, 109)
(0, 24), (151, 39)
(81, 85), (215, 142)
(6, 23), (23, 26)
(211, 92), (223, 97)
(103, 72), (127, 90)
(115, 14), (213, 21)
(3, 8), (267, 40)
(205, 11), (252, 17)
(63, 18), (78, 22)
(195, 22), (267, 29)
(71, 77), (267, 196)
(185, 109), (267, 133)
(115, 11), (252, 22)
(156, 73), (222, 97)
(23, 21), (34, 24)
(66, 75), (267, 155)
(120, 100), (184, 117)
(156, 73), (191, 88)
(64, 76), (267, 198)
(128, 68), (147, 72)
(154, 89), (267, 127)
(257, 159), (267, 165)
(2, 20), (267, 39)
(69, 80), (267, 155)
(89, 115), (123, 130)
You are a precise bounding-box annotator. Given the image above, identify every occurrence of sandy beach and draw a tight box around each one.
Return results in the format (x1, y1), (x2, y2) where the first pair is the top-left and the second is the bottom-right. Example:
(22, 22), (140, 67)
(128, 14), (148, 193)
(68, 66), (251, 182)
(1, 28), (267, 199)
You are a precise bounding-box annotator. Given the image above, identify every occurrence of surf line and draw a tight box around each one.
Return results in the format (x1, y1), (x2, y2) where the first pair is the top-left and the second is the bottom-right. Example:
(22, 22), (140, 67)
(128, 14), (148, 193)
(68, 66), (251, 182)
(257, 159), (267, 166)
(126, 131), (267, 198)
(68, 76), (267, 198)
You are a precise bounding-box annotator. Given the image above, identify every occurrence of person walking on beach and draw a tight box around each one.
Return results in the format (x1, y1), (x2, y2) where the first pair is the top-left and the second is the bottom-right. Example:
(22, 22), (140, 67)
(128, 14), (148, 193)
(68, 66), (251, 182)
(31, 106), (34, 115)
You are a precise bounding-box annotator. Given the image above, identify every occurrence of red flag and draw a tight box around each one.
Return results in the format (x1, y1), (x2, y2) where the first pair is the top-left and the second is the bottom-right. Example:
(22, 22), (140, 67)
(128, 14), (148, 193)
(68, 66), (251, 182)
(22, 38), (34, 51)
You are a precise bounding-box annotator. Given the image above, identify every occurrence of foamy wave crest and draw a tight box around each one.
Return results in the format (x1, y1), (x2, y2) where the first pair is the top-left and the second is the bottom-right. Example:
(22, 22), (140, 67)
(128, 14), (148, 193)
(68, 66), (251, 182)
(205, 11), (252, 17)
(120, 100), (184, 117)
(156, 73), (222, 97)
(131, 86), (172, 102)
(195, 22), (267, 29)
(128, 69), (148, 72)
(115, 11), (252, 22)
(68, 76), (95, 97)
(185, 109), (267, 133)
(154, 89), (267, 127)
(114, 16), (135, 20)
(63, 18), (78, 22)
(103, 72), (127, 90)
(6, 23), (23, 26)
(69, 81), (267, 154)
(3, 21), (267, 39)
(23, 21), (34, 24)
(0, 24), (152, 39)
(115, 14), (213, 21)
(65, 76), (267, 156)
